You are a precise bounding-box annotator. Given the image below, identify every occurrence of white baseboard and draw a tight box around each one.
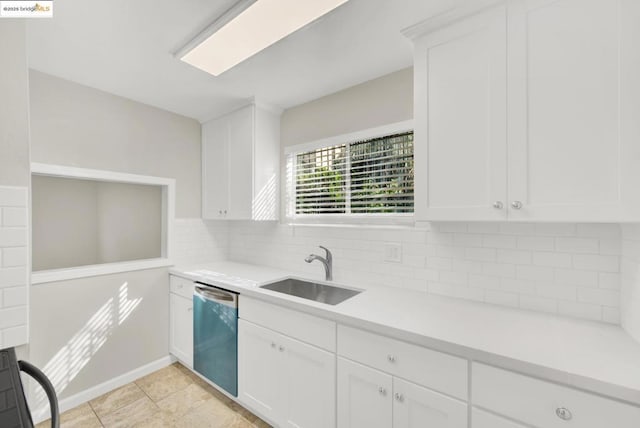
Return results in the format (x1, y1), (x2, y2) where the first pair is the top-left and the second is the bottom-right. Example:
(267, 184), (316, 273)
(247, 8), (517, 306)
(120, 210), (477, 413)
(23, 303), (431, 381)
(31, 355), (176, 424)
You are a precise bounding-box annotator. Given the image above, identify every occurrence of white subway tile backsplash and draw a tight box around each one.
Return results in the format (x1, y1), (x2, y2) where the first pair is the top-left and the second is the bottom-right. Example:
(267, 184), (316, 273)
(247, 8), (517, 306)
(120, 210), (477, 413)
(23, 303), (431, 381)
(0, 185), (28, 348)
(223, 221), (623, 324)
(558, 300), (602, 321)
(0, 187), (27, 207)
(0, 228), (27, 247)
(2, 247), (26, 267)
(577, 288), (620, 307)
(517, 236), (555, 251)
(532, 252), (572, 268)
(556, 237), (599, 254)
(573, 254), (619, 272)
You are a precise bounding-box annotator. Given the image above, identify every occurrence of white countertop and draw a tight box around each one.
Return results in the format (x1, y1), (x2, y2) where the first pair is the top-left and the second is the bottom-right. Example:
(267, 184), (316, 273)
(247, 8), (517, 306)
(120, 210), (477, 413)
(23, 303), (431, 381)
(171, 261), (640, 405)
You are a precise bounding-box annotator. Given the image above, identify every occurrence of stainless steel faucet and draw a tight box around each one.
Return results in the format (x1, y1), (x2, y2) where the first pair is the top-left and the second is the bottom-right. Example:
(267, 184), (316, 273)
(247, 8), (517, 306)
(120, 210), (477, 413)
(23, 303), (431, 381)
(305, 246), (333, 281)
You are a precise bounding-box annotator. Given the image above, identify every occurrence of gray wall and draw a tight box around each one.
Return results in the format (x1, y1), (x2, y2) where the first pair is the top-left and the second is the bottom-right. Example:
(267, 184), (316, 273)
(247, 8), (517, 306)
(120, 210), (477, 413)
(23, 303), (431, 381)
(31, 176), (162, 271)
(281, 67), (413, 147)
(29, 70), (201, 218)
(29, 269), (168, 403)
(27, 71), (199, 405)
(0, 21), (30, 187)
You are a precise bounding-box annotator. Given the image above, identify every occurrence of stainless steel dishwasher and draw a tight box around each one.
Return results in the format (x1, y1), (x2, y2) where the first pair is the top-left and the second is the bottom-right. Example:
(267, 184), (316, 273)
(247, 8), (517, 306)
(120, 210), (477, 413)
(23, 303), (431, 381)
(193, 283), (238, 397)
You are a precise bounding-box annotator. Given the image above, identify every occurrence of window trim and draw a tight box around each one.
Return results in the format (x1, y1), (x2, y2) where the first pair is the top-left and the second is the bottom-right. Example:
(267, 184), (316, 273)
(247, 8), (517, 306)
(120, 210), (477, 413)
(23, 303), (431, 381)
(284, 120), (414, 226)
(30, 163), (175, 284)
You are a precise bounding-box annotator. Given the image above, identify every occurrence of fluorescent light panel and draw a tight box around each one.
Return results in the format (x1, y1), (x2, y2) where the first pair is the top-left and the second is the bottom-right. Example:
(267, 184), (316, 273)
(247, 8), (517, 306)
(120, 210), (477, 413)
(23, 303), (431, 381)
(180, 0), (349, 76)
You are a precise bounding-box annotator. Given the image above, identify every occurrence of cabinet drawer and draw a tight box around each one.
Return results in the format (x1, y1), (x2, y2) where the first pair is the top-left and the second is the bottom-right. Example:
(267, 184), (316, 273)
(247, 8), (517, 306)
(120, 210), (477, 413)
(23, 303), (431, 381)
(472, 408), (526, 428)
(170, 275), (195, 299)
(337, 325), (468, 400)
(472, 363), (640, 428)
(240, 296), (336, 352)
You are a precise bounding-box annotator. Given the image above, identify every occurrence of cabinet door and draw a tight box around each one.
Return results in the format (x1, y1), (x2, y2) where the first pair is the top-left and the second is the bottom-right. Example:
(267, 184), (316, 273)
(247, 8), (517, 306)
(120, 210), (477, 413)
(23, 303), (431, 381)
(238, 320), (281, 424)
(169, 293), (193, 367)
(227, 105), (255, 220)
(337, 357), (392, 428)
(202, 118), (229, 219)
(472, 408), (527, 428)
(280, 334), (336, 428)
(414, 6), (507, 221)
(393, 378), (467, 428)
(507, 0), (632, 221)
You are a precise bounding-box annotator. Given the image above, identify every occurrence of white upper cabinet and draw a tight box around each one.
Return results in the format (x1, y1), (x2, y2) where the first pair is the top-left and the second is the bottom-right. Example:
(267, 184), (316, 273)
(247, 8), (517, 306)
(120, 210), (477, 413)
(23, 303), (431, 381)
(409, 0), (640, 222)
(413, 6), (508, 221)
(202, 103), (280, 220)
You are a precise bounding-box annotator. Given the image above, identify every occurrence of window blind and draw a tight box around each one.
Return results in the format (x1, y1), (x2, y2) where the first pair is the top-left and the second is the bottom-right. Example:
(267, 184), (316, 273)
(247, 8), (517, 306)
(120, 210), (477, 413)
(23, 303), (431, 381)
(289, 131), (414, 216)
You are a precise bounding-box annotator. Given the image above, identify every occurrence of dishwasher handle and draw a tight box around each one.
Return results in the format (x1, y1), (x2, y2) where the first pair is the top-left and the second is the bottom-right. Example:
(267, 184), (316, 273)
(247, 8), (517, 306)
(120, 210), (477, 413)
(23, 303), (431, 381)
(194, 285), (237, 305)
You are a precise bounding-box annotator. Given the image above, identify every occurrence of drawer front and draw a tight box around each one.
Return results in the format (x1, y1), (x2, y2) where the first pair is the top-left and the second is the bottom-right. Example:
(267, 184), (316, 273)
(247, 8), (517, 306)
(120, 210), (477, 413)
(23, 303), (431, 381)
(472, 408), (527, 428)
(337, 325), (468, 400)
(240, 296), (336, 352)
(472, 363), (640, 428)
(170, 275), (195, 299)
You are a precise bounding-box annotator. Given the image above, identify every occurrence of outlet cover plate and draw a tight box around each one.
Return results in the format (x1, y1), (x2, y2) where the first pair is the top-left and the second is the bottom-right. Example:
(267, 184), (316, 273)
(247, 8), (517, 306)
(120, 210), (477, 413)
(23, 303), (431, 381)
(384, 242), (402, 263)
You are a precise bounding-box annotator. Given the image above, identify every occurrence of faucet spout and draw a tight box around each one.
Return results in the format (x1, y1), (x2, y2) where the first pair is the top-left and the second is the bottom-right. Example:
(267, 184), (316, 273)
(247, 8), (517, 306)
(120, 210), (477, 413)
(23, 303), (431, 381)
(305, 246), (333, 281)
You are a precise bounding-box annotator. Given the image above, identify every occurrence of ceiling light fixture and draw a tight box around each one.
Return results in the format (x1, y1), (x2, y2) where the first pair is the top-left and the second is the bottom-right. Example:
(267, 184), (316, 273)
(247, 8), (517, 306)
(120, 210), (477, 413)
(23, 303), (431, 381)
(177, 0), (349, 77)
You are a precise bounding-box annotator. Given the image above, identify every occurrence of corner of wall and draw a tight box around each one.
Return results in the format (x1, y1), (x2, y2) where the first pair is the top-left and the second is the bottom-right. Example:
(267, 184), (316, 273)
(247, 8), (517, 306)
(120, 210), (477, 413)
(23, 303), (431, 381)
(621, 224), (640, 342)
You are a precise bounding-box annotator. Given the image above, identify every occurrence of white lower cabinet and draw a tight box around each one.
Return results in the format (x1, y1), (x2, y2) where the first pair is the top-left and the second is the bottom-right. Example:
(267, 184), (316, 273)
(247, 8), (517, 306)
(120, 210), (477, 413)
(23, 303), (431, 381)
(472, 408), (526, 428)
(238, 319), (336, 428)
(472, 363), (640, 428)
(169, 293), (193, 367)
(337, 357), (467, 428)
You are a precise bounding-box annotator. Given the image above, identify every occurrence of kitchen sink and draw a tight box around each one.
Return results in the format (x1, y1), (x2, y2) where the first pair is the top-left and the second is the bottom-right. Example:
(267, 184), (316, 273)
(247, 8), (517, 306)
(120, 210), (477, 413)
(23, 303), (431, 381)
(260, 278), (361, 305)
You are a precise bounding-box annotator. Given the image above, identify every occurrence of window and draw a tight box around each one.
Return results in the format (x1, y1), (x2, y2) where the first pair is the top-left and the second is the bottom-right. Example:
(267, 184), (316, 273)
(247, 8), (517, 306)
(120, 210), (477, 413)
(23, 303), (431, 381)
(286, 122), (414, 222)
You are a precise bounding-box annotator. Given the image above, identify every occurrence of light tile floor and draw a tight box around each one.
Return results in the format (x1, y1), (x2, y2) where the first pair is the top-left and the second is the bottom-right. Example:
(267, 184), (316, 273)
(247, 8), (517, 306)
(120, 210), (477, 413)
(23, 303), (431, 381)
(36, 363), (270, 428)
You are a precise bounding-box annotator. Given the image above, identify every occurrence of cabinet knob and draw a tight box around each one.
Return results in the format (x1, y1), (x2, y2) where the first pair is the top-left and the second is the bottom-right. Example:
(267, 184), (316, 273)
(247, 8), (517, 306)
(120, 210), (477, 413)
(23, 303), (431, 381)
(387, 355), (396, 363)
(219, 210), (222, 214)
(187, 307), (193, 312)
(278, 345), (285, 352)
(493, 201), (504, 210)
(378, 387), (387, 396)
(394, 392), (404, 402)
(511, 201), (523, 210)
(271, 342), (276, 348)
(555, 407), (572, 421)
(223, 210), (227, 215)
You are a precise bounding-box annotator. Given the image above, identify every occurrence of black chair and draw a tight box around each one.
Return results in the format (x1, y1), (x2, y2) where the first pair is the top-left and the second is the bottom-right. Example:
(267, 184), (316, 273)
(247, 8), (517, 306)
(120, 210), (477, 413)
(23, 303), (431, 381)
(0, 347), (59, 428)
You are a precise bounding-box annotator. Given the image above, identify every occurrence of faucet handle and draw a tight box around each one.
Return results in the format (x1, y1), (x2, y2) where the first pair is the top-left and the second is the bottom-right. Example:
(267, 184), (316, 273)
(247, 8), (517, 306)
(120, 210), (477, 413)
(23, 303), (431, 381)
(318, 246), (332, 263)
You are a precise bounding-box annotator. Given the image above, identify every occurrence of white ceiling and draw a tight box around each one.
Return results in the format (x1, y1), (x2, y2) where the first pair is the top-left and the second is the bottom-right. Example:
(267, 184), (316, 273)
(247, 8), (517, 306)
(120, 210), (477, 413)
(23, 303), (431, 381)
(27, 0), (456, 122)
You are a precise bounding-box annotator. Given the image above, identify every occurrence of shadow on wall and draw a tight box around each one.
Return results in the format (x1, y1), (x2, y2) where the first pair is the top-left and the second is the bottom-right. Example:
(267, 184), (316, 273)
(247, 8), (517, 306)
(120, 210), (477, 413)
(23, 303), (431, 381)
(32, 282), (142, 411)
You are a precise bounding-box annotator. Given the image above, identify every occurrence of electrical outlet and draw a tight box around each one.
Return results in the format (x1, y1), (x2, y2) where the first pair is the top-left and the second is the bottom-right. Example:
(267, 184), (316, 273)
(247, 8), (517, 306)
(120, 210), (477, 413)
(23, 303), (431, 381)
(384, 242), (402, 263)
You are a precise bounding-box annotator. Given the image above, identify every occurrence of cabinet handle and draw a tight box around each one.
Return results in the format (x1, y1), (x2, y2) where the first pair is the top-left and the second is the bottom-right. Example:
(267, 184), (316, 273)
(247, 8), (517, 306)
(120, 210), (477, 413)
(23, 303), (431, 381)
(387, 355), (396, 363)
(511, 201), (523, 210)
(278, 345), (285, 352)
(555, 407), (572, 421)
(493, 201), (503, 210)
(378, 387), (387, 396)
(394, 392), (404, 402)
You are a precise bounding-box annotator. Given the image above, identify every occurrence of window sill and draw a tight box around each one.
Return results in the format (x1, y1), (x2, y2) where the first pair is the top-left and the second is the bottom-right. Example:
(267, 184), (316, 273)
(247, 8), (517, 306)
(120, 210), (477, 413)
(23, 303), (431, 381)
(31, 258), (174, 285)
(283, 214), (418, 229)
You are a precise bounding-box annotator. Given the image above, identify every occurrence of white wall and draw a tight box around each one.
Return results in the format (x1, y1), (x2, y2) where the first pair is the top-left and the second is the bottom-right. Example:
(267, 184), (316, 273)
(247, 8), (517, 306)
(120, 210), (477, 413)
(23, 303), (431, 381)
(0, 21), (30, 351)
(281, 67), (413, 147)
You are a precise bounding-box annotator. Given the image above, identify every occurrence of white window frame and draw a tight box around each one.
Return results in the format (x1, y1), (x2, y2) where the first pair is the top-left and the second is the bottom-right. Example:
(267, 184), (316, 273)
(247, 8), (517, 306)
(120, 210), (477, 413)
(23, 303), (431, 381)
(30, 163), (175, 284)
(284, 120), (414, 226)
